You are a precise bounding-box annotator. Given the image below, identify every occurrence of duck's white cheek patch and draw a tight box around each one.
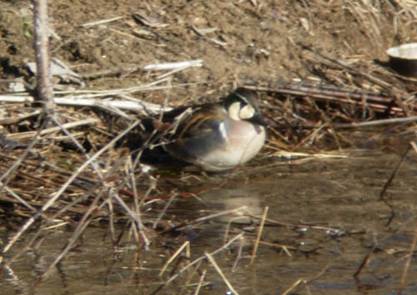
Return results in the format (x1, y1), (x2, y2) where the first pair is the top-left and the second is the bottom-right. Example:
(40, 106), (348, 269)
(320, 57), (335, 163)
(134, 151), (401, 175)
(239, 105), (255, 119)
(228, 102), (241, 120)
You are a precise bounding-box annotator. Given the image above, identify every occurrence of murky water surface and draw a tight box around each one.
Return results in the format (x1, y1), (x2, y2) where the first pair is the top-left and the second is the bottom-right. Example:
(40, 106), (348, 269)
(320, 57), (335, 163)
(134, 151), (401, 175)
(2, 147), (417, 295)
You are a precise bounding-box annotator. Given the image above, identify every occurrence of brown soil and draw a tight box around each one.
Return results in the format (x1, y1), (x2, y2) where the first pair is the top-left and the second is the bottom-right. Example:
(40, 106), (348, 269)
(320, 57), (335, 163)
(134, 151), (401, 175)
(1, 1), (416, 101)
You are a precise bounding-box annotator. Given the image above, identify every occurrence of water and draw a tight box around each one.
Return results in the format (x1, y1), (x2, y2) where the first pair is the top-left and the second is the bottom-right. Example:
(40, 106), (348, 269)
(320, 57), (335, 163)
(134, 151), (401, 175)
(2, 148), (417, 295)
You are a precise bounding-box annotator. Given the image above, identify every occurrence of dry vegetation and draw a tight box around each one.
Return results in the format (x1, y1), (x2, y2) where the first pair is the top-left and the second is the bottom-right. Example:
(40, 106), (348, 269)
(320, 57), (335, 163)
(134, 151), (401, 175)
(1, 0), (417, 294)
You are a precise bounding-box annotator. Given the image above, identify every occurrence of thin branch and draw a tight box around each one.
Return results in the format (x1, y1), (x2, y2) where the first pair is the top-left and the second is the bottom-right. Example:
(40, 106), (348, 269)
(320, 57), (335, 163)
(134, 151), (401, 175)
(32, 0), (55, 111)
(205, 252), (239, 295)
(397, 222), (417, 294)
(250, 206), (269, 264)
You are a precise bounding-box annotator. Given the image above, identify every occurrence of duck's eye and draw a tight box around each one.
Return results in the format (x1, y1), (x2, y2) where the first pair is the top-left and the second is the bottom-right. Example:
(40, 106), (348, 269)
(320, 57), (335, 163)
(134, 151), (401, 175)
(239, 104), (255, 119)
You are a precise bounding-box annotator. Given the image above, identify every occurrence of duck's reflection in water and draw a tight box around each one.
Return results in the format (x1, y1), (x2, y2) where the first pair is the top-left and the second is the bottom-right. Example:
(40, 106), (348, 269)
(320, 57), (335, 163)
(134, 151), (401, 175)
(169, 184), (264, 246)
(201, 187), (263, 221)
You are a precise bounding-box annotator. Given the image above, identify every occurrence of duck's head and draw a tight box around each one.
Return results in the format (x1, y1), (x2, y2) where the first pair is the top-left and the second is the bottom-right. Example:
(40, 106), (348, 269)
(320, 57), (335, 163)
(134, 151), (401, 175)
(223, 88), (266, 126)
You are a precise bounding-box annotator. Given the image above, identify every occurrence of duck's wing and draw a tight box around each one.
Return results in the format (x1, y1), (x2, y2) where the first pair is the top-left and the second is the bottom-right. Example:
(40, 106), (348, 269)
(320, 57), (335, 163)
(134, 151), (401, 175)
(123, 102), (224, 151)
(163, 106), (227, 164)
(139, 102), (211, 132)
(172, 105), (226, 140)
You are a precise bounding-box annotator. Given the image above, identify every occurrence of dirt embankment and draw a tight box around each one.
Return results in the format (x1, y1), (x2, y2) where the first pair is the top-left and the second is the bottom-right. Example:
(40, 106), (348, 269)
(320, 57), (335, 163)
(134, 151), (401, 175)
(1, 1), (416, 100)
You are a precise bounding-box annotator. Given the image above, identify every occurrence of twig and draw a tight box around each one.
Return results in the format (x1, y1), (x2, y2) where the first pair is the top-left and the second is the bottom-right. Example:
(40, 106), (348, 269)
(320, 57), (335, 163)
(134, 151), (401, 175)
(397, 222), (417, 294)
(232, 236), (244, 272)
(164, 233), (244, 285)
(2, 263), (30, 294)
(7, 118), (99, 140)
(0, 95), (171, 113)
(0, 111), (42, 125)
(397, 142), (417, 293)
(246, 213), (346, 234)
(379, 144), (410, 201)
(111, 190), (150, 249)
(205, 252), (239, 295)
(81, 59), (202, 80)
(378, 144), (412, 227)
(81, 16), (124, 28)
(143, 59), (203, 71)
(0, 117), (47, 188)
(302, 45), (393, 90)
(159, 241), (190, 276)
(153, 193), (177, 229)
(165, 206), (248, 233)
(282, 263), (330, 295)
(40, 191), (102, 279)
(224, 216), (252, 243)
(334, 116), (417, 128)
(193, 269), (207, 295)
(244, 83), (408, 116)
(353, 244), (377, 278)
(0, 182), (36, 211)
(127, 159), (148, 248)
(282, 279), (304, 295)
(250, 206), (269, 264)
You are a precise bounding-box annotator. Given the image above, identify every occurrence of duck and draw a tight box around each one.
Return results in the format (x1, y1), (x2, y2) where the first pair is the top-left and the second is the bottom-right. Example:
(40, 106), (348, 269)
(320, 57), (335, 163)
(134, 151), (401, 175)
(136, 88), (267, 172)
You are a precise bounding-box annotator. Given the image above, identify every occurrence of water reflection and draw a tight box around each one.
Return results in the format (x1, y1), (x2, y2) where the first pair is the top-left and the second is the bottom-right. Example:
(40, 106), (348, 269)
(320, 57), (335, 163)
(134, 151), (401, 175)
(201, 187), (264, 220)
(2, 150), (417, 294)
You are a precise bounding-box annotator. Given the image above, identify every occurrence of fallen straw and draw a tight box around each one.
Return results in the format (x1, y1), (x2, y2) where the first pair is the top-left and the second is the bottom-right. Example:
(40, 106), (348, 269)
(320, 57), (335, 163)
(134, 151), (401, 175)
(143, 59), (203, 71)
(250, 206), (269, 264)
(205, 252), (239, 295)
(1, 120), (141, 254)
